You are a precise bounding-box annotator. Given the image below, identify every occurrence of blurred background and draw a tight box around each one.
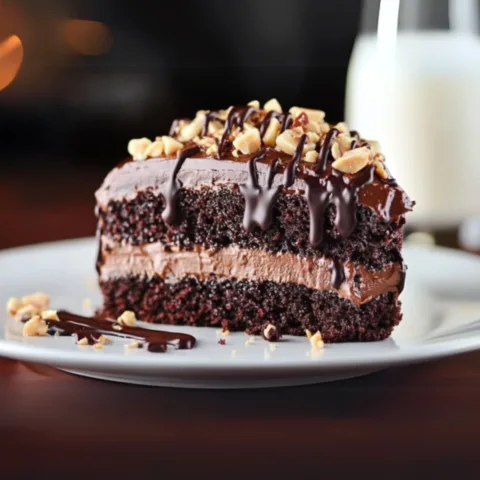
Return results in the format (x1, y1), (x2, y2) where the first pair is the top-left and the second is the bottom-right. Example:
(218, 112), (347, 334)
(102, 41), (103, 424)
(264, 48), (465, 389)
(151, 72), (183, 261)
(1, 0), (479, 252)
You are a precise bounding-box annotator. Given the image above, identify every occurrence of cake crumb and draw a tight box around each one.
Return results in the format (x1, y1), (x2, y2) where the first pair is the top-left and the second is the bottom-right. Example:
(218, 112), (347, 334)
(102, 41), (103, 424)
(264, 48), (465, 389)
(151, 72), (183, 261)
(125, 340), (141, 349)
(218, 338), (226, 345)
(77, 337), (89, 346)
(117, 310), (137, 327)
(262, 323), (281, 342)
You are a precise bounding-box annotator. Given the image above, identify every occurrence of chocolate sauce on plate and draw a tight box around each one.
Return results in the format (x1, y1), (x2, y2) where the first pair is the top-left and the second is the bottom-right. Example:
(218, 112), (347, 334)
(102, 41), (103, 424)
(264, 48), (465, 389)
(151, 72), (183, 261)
(47, 311), (196, 353)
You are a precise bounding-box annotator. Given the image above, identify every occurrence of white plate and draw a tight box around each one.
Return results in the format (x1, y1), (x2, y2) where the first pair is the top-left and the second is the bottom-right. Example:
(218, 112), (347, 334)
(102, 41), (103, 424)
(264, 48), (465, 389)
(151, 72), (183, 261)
(0, 238), (480, 389)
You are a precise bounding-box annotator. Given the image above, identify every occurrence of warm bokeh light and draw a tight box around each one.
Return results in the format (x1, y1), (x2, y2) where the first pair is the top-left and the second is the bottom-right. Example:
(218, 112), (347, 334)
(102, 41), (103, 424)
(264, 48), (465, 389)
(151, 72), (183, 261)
(0, 35), (24, 91)
(62, 19), (112, 56)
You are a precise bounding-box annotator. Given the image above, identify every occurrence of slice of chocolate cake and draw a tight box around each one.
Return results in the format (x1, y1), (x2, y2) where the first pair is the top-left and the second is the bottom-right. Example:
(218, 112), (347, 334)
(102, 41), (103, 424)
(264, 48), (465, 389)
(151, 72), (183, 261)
(95, 99), (414, 342)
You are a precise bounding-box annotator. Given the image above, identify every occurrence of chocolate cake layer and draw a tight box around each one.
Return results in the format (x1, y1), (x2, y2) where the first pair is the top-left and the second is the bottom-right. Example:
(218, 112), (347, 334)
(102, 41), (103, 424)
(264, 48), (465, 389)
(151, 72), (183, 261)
(98, 187), (404, 269)
(99, 275), (402, 342)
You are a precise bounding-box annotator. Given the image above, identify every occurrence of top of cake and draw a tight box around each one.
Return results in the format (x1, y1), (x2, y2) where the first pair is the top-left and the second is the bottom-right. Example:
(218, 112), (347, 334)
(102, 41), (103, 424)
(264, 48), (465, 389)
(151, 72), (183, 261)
(96, 99), (414, 248)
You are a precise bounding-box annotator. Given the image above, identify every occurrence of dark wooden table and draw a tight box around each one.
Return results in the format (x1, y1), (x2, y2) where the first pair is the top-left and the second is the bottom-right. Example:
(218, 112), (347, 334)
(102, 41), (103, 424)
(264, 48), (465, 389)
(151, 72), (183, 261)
(1, 169), (479, 478)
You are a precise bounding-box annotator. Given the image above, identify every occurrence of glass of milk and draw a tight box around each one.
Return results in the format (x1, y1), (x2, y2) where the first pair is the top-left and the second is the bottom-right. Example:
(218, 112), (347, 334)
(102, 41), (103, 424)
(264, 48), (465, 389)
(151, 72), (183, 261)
(346, 0), (480, 229)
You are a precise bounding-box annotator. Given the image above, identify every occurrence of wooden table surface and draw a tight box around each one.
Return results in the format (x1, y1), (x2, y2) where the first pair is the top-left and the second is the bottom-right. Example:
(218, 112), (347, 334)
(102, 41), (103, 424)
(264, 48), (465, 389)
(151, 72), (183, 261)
(1, 168), (479, 478)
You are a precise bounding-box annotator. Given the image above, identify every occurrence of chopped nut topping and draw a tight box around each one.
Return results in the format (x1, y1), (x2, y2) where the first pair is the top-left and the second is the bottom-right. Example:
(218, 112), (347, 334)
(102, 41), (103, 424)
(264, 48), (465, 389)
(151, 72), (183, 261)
(117, 310), (137, 327)
(275, 129), (299, 155)
(374, 160), (388, 179)
(264, 98), (282, 113)
(334, 122), (349, 134)
(247, 100), (260, 109)
(161, 135), (184, 156)
(77, 337), (89, 346)
(305, 329), (313, 339)
(125, 340), (141, 349)
(289, 106), (325, 124)
(233, 128), (261, 154)
(41, 310), (59, 321)
(178, 115), (204, 142)
(304, 151), (318, 164)
(143, 140), (164, 158)
(331, 134), (354, 160)
(306, 121), (322, 134)
(309, 331), (325, 350)
(368, 140), (382, 155)
(332, 147), (371, 174)
(93, 342), (104, 350)
(262, 117), (281, 147)
(306, 131), (320, 144)
(6, 297), (23, 317)
(22, 316), (48, 337)
(128, 137), (152, 161)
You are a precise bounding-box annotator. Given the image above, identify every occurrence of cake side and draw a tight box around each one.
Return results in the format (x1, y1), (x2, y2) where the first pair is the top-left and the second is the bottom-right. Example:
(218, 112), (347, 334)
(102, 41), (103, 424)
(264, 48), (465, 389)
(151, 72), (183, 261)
(95, 99), (414, 341)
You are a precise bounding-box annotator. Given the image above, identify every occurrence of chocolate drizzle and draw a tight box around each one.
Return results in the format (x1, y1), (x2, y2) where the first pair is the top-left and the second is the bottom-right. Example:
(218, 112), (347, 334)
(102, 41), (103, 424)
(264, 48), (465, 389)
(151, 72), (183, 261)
(47, 311), (196, 353)
(258, 111), (293, 138)
(314, 128), (338, 174)
(305, 166), (375, 247)
(283, 134), (307, 188)
(201, 111), (224, 137)
(161, 145), (200, 224)
(239, 151), (281, 232)
(219, 106), (258, 155)
(331, 259), (346, 289)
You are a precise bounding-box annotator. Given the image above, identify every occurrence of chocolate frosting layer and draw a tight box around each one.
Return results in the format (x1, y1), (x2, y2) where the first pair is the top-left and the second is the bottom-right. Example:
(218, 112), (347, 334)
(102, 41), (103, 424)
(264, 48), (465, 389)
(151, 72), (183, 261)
(99, 236), (403, 306)
(95, 153), (413, 226)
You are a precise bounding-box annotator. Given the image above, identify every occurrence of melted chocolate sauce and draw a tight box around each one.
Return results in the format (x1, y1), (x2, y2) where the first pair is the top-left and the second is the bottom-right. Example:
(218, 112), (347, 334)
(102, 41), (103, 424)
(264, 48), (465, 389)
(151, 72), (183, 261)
(219, 106), (258, 156)
(305, 166), (375, 247)
(283, 134), (307, 188)
(258, 111), (293, 138)
(161, 145), (201, 224)
(239, 151), (281, 231)
(48, 311), (196, 352)
(314, 128), (338, 174)
(331, 259), (346, 289)
(201, 111), (224, 137)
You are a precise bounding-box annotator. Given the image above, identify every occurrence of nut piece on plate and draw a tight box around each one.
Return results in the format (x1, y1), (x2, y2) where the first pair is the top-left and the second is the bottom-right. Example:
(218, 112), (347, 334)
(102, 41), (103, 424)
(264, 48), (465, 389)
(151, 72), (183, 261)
(125, 340), (142, 349)
(6, 297), (23, 317)
(41, 310), (59, 321)
(233, 128), (261, 154)
(262, 323), (281, 342)
(128, 137), (152, 161)
(117, 310), (137, 327)
(143, 140), (164, 158)
(95, 334), (110, 345)
(289, 106), (325, 124)
(332, 147), (371, 174)
(22, 316), (49, 337)
(309, 331), (324, 350)
(162, 136), (184, 156)
(22, 292), (50, 310)
(262, 117), (281, 147)
(15, 304), (40, 322)
(263, 98), (282, 113)
(77, 337), (89, 346)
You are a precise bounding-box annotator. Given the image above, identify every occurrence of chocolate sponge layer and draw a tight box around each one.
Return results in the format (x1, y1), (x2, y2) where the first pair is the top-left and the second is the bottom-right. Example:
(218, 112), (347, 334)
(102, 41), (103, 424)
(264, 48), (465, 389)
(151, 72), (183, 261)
(99, 274), (402, 342)
(97, 187), (404, 269)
